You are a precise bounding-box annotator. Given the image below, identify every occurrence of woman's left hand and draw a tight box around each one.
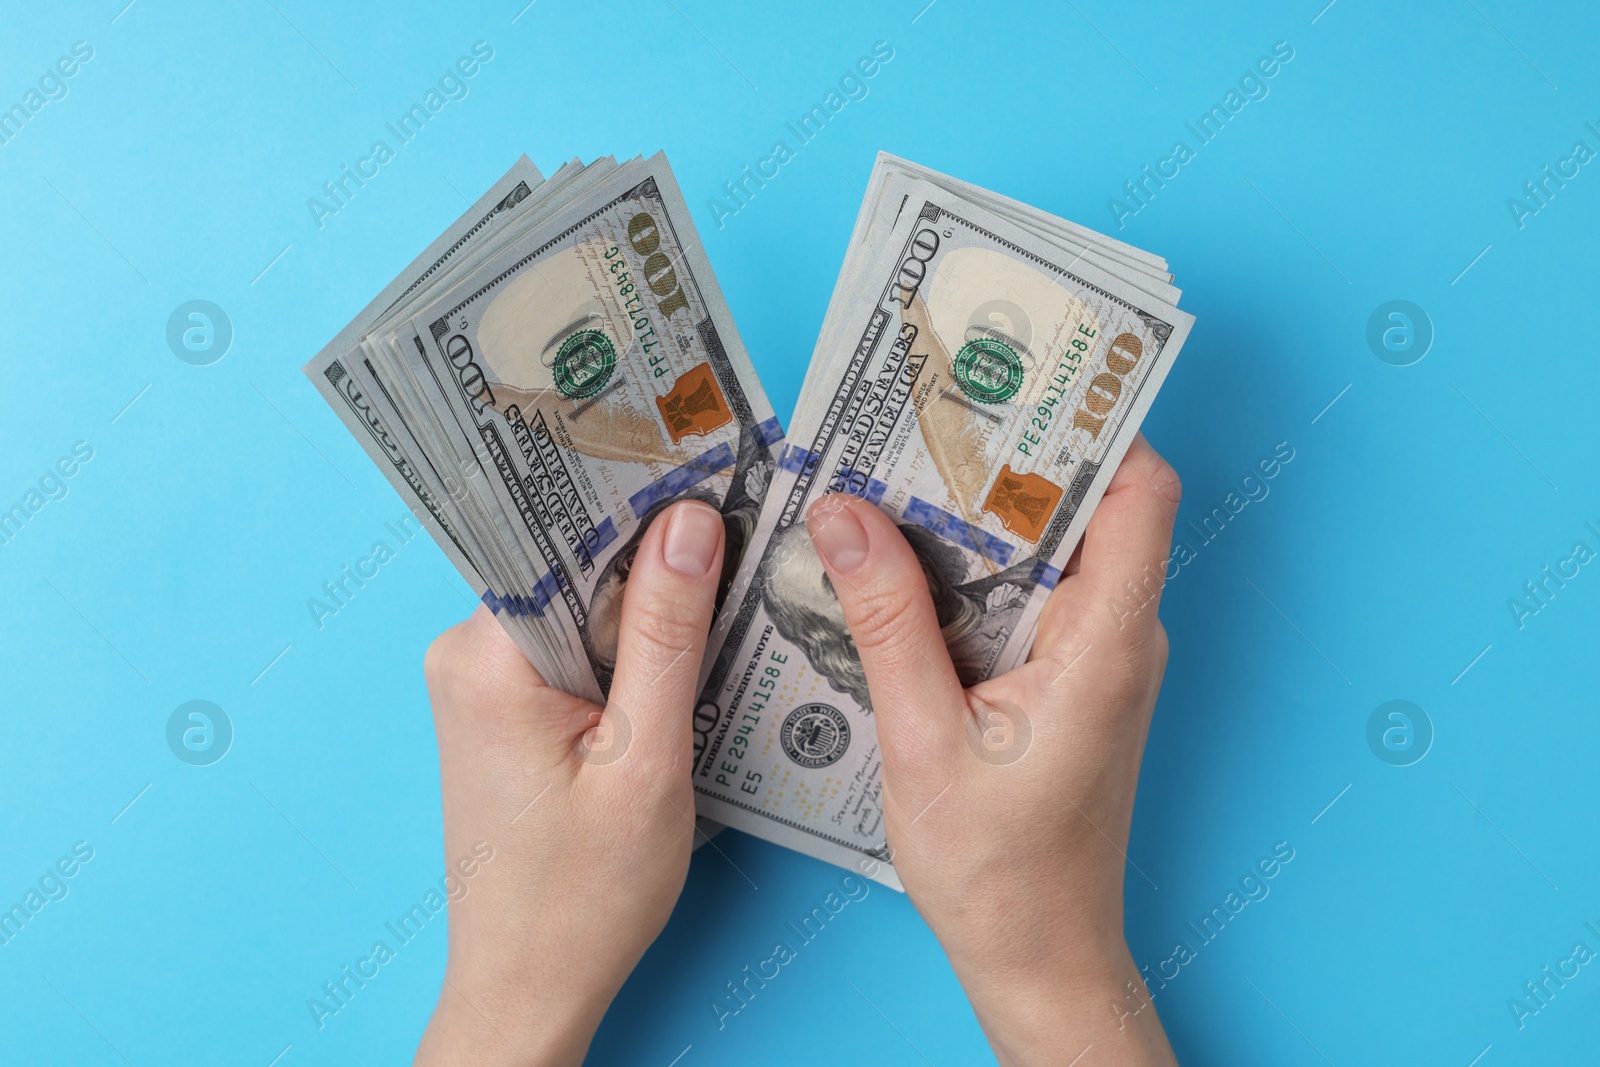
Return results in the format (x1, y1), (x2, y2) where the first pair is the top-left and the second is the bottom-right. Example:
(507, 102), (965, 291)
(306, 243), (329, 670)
(414, 500), (727, 1067)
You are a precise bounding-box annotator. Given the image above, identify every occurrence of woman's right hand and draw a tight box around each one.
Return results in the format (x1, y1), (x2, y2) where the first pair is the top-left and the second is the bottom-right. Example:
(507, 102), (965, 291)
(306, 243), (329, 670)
(805, 435), (1183, 1067)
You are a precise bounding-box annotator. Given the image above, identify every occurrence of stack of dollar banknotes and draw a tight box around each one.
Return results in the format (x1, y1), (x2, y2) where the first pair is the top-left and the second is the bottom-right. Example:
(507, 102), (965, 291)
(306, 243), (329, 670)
(307, 151), (1192, 889)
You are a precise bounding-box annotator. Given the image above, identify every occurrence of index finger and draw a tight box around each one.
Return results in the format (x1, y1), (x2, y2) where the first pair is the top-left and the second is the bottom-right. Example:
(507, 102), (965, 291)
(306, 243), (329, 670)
(1034, 434), (1182, 650)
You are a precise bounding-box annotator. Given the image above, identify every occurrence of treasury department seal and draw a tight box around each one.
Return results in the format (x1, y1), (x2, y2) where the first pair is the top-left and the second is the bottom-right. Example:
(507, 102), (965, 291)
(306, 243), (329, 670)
(553, 328), (617, 400)
(952, 337), (1024, 404)
(779, 703), (850, 769)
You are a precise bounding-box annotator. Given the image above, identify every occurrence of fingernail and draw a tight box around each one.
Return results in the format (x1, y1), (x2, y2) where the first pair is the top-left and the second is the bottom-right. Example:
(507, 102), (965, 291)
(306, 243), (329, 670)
(807, 496), (869, 574)
(662, 501), (722, 577)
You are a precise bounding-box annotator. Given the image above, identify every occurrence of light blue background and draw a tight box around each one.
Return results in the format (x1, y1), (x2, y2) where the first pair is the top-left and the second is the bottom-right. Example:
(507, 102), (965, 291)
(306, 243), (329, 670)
(3, 1), (1596, 1063)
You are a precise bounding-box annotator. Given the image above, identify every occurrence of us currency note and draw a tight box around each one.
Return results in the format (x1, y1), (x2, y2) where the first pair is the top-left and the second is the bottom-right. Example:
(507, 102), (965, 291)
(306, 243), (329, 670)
(306, 157), (552, 663)
(690, 159), (1193, 886)
(376, 154), (783, 704)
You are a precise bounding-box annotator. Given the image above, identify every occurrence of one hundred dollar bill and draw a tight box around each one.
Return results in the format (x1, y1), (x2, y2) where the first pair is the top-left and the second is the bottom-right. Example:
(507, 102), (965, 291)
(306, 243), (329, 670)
(306, 157), (554, 665)
(384, 156), (782, 702)
(690, 155), (1194, 887)
(306, 153), (784, 708)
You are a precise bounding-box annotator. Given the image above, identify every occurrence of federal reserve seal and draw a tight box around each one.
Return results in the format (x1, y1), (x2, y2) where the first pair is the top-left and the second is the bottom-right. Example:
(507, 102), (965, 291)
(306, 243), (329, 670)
(553, 328), (617, 400)
(779, 703), (850, 769)
(953, 337), (1024, 404)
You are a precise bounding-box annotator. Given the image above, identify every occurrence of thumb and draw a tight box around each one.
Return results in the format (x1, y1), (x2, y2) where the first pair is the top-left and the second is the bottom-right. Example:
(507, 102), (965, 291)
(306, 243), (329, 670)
(605, 500), (726, 775)
(805, 494), (966, 771)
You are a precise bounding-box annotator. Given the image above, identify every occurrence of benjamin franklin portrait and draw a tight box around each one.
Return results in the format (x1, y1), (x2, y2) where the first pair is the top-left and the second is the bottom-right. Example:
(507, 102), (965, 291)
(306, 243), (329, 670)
(761, 518), (1035, 709)
(585, 428), (774, 687)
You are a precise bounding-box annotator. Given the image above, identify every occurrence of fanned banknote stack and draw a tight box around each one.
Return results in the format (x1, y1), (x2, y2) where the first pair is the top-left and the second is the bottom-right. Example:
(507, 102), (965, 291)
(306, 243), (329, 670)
(306, 154), (782, 707)
(308, 151), (1191, 889)
(688, 155), (1191, 888)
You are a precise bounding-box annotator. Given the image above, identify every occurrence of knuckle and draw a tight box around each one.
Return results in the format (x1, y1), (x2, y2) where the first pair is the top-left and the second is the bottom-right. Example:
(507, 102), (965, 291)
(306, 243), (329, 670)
(626, 623), (697, 681)
(1146, 455), (1183, 509)
(626, 593), (704, 663)
(425, 614), (517, 710)
(423, 623), (468, 688)
(1044, 633), (1092, 681)
(1108, 624), (1168, 705)
(1151, 622), (1171, 672)
(845, 583), (923, 658)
